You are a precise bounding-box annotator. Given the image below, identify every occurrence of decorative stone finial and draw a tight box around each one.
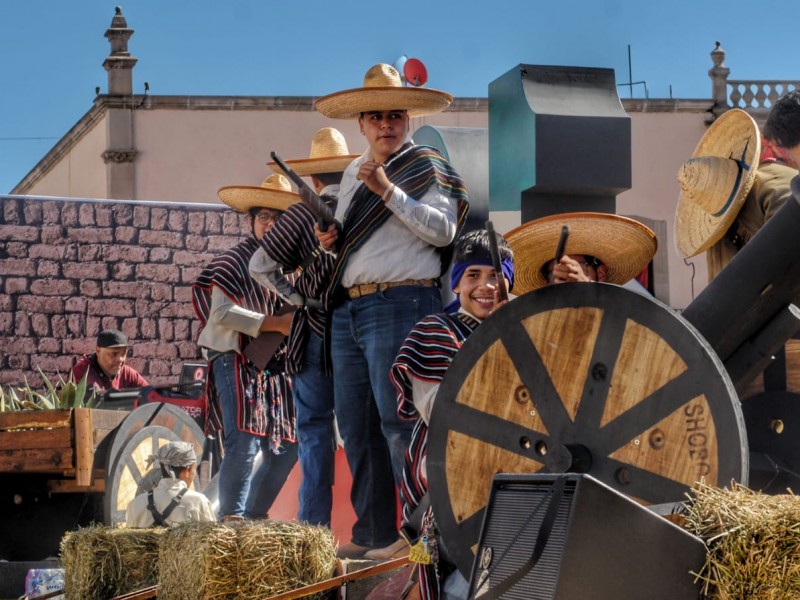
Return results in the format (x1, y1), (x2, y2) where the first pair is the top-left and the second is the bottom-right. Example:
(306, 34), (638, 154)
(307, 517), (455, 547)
(103, 6), (137, 95)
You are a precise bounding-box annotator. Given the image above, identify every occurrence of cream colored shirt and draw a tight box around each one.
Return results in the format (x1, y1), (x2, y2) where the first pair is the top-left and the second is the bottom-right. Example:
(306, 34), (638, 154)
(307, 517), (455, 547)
(125, 477), (216, 527)
(196, 286), (265, 353)
(334, 142), (459, 288)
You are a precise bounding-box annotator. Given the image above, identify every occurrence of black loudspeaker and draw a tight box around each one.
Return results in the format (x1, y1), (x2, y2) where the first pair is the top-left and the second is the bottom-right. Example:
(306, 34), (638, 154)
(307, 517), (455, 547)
(467, 474), (705, 600)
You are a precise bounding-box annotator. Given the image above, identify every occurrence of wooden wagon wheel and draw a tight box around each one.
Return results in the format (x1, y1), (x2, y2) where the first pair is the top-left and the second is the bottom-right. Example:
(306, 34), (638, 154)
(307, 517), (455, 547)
(428, 283), (748, 577)
(104, 403), (205, 525)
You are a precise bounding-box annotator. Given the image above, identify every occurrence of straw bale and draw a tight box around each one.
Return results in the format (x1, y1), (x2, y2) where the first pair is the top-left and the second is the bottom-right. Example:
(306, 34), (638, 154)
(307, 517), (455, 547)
(683, 481), (800, 599)
(158, 520), (336, 599)
(158, 521), (238, 600)
(60, 525), (164, 600)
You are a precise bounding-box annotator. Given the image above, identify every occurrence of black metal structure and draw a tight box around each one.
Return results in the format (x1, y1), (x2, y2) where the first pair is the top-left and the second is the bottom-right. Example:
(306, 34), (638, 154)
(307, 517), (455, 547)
(467, 473), (705, 599)
(488, 65), (630, 221)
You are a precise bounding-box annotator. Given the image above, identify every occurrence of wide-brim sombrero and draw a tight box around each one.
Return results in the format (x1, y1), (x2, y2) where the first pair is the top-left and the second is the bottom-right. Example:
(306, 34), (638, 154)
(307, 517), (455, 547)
(268, 127), (359, 176)
(674, 108), (760, 258)
(217, 173), (300, 213)
(315, 63), (453, 120)
(505, 212), (658, 294)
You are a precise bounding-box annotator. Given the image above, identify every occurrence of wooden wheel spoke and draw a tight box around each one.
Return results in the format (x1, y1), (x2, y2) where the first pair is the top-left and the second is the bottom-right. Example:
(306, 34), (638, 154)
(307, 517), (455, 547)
(504, 321), (574, 433)
(442, 402), (547, 464)
(595, 457), (695, 502)
(574, 308), (628, 431)
(595, 370), (702, 455)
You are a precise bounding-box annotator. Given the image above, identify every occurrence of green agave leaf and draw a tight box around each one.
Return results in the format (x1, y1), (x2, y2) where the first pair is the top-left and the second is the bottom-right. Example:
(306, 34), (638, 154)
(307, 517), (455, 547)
(73, 369), (89, 409)
(60, 381), (76, 409)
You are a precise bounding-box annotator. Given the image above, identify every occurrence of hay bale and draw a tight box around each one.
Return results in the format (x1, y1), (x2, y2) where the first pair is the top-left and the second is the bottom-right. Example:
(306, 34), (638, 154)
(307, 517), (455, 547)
(60, 525), (164, 599)
(683, 481), (800, 599)
(158, 520), (336, 599)
(158, 521), (238, 600)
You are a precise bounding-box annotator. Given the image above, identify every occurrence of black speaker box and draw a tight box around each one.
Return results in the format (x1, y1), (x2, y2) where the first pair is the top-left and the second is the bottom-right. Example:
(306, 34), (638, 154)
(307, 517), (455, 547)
(467, 473), (705, 600)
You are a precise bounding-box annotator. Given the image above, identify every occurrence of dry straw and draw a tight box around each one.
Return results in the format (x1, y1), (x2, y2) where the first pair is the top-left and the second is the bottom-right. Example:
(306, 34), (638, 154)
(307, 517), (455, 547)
(60, 525), (164, 599)
(683, 481), (800, 599)
(158, 520), (337, 599)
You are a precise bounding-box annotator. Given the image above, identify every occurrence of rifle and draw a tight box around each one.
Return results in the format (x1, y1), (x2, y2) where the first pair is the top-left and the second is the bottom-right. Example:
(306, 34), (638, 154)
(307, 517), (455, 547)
(549, 225), (570, 284)
(485, 221), (509, 303)
(270, 151), (337, 230)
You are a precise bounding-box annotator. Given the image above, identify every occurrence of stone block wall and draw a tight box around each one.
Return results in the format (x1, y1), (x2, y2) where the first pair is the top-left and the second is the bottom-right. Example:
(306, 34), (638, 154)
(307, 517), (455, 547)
(0, 196), (248, 388)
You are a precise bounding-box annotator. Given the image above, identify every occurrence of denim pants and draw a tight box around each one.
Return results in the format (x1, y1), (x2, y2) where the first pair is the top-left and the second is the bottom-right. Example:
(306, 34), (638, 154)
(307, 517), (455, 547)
(331, 284), (441, 547)
(293, 331), (336, 526)
(212, 352), (298, 519)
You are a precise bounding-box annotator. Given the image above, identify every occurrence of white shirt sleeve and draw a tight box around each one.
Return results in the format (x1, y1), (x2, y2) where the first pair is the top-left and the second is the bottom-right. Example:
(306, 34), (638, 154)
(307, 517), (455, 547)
(384, 185), (459, 247)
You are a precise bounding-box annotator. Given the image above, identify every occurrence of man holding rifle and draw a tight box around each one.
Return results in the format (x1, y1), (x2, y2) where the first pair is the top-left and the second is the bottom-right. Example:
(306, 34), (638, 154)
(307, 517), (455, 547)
(313, 63), (469, 559)
(505, 212), (657, 293)
(249, 127), (357, 528)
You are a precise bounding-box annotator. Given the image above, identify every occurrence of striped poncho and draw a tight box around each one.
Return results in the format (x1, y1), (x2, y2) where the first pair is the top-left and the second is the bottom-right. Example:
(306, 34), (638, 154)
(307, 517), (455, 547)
(390, 311), (480, 600)
(324, 143), (469, 305)
(258, 202), (335, 374)
(192, 236), (295, 446)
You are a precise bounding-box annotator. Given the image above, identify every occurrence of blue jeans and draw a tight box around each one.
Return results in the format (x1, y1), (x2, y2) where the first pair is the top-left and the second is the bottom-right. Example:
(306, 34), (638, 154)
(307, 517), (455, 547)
(212, 352), (298, 519)
(293, 331), (336, 526)
(332, 284), (441, 547)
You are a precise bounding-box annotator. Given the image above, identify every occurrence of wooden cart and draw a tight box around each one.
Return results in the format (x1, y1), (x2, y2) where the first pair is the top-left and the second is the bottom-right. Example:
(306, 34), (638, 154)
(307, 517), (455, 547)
(0, 403), (206, 561)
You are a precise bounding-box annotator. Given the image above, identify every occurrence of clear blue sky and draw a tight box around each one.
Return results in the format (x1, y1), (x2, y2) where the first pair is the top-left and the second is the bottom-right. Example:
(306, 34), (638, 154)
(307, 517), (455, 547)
(1, 0), (798, 194)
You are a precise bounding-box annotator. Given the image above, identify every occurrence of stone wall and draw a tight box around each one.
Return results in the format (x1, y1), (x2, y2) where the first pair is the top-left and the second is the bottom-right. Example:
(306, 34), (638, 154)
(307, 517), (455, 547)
(0, 196), (248, 388)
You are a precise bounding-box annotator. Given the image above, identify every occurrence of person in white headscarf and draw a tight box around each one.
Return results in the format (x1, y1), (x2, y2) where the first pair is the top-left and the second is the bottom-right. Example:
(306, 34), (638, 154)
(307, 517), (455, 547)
(126, 441), (216, 527)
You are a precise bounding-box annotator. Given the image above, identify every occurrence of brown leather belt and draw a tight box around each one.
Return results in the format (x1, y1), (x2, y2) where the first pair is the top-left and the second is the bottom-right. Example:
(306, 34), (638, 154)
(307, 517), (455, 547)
(347, 278), (437, 300)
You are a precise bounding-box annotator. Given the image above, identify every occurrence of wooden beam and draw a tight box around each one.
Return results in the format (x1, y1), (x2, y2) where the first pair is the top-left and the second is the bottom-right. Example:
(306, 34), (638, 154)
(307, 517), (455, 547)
(73, 407), (94, 486)
(264, 557), (411, 600)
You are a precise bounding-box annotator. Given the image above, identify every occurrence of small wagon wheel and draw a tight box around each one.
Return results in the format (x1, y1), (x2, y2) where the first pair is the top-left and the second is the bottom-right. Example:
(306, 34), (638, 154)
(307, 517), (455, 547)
(104, 403), (205, 525)
(427, 283), (748, 576)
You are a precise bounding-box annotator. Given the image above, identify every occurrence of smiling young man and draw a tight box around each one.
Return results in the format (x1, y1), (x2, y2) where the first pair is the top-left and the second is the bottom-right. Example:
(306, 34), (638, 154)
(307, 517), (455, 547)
(387, 229), (514, 596)
(314, 63), (469, 559)
(71, 329), (149, 392)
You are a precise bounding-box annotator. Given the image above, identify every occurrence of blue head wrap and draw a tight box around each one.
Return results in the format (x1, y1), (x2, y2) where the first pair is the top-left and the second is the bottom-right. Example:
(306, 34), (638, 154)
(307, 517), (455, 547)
(445, 257), (515, 313)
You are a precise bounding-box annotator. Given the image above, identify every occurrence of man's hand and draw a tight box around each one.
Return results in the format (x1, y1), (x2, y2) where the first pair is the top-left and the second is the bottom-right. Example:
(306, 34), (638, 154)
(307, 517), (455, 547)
(357, 161), (392, 198)
(548, 256), (594, 284)
(260, 311), (294, 336)
(314, 221), (339, 250)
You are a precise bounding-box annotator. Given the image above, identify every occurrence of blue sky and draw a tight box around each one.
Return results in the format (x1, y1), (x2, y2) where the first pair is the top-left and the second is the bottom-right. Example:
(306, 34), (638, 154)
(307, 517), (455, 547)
(1, 0), (798, 194)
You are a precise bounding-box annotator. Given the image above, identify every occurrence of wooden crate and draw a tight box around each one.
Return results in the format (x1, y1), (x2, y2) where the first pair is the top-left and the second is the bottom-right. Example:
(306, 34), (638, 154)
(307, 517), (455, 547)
(0, 408), (128, 488)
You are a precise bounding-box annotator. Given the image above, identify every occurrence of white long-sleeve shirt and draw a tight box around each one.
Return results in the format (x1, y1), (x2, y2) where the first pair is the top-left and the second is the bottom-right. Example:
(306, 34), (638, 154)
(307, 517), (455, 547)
(196, 286), (265, 353)
(335, 142), (459, 288)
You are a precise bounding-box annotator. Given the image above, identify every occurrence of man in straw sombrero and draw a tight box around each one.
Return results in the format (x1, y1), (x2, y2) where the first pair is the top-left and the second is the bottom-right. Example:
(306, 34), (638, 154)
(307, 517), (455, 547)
(313, 63), (469, 559)
(249, 127), (357, 528)
(504, 212), (657, 294)
(192, 174), (300, 521)
(675, 100), (800, 281)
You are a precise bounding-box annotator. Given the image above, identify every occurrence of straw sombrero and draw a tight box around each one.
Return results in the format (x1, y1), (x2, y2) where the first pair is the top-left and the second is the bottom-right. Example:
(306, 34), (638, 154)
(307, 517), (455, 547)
(267, 127), (359, 176)
(217, 173), (300, 213)
(315, 63), (453, 120)
(674, 108), (760, 258)
(505, 212), (658, 294)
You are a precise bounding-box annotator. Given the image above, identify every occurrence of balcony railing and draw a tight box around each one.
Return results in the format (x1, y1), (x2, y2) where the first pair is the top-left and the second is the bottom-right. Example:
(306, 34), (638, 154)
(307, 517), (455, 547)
(709, 41), (800, 120)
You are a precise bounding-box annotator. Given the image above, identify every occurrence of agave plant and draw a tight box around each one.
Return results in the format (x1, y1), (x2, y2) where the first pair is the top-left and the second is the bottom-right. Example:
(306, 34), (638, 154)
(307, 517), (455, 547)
(0, 369), (97, 412)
